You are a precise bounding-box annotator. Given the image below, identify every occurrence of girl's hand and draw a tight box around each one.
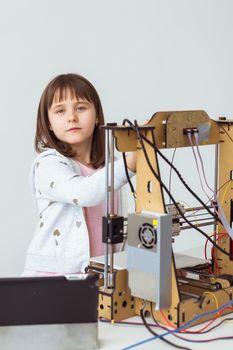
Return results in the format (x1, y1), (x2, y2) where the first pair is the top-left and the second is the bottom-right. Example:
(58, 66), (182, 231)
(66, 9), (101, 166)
(126, 152), (137, 172)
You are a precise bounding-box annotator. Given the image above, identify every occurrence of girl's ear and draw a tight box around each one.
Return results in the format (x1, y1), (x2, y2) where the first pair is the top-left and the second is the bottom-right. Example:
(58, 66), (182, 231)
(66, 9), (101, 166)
(49, 124), (53, 131)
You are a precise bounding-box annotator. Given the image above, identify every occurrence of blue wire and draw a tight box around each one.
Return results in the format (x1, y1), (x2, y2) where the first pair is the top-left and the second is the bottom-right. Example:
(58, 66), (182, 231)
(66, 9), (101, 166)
(121, 335), (157, 350)
(121, 299), (233, 350)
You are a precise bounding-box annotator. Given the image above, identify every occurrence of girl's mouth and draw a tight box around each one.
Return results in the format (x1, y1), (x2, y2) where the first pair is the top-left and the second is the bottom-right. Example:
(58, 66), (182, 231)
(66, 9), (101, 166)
(68, 127), (81, 132)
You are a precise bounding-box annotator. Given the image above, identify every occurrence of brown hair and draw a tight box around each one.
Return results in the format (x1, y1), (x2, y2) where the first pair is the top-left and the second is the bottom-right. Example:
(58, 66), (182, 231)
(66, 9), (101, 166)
(35, 73), (105, 168)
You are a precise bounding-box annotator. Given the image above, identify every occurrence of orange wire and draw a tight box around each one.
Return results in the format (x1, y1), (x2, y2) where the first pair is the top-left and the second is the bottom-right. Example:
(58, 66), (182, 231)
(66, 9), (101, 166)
(160, 307), (233, 333)
(160, 309), (176, 328)
(204, 232), (226, 259)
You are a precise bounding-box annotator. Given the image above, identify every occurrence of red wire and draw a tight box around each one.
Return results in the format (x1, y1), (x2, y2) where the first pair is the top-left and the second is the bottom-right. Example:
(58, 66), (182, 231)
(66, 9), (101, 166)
(204, 232), (227, 273)
(101, 306), (233, 335)
(160, 307), (233, 334)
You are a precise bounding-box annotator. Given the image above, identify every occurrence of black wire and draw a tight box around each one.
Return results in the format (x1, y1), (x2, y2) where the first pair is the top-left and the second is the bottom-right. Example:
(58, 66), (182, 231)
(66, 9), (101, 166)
(169, 148), (177, 204)
(150, 302), (172, 329)
(151, 136), (229, 217)
(219, 125), (233, 143)
(123, 118), (218, 222)
(132, 120), (231, 257)
(185, 179), (232, 218)
(146, 128), (232, 257)
(142, 126), (231, 257)
(149, 303), (194, 345)
(142, 132), (219, 223)
(149, 303), (233, 344)
(122, 119), (136, 200)
(122, 151), (136, 199)
(100, 314), (233, 335)
(100, 314), (233, 344)
(140, 309), (192, 350)
(126, 119), (232, 258)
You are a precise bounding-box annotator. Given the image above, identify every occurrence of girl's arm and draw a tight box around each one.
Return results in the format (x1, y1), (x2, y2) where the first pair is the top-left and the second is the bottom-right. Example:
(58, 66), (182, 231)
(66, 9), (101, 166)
(125, 152), (136, 172)
(34, 153), (135, 207)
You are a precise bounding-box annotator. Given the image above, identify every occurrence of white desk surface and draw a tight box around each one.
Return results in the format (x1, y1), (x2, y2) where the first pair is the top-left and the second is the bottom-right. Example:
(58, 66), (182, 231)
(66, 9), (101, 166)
(98, 314), (233, 350)
(91, 250), (210, 270)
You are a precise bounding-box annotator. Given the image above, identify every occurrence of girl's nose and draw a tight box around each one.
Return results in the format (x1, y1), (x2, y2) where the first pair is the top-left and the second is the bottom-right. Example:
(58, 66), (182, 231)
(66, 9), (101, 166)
(68, 111), (78, 122)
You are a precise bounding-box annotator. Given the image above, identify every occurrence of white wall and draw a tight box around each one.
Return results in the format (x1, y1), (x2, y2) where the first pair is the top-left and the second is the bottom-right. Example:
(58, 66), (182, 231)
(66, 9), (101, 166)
(0, 0), (233, 275)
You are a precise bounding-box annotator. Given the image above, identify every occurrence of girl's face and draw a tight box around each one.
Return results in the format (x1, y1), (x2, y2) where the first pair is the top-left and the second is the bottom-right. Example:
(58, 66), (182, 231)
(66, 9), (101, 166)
(48, 88), (97, 150)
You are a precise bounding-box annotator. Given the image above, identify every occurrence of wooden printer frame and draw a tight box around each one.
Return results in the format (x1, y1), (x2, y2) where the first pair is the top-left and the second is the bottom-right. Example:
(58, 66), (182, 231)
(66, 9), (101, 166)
(89, 110), (233, 328)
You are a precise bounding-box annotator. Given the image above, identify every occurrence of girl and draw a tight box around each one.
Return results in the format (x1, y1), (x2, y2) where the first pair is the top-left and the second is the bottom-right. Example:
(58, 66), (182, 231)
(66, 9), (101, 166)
(22, 73), (136, 276)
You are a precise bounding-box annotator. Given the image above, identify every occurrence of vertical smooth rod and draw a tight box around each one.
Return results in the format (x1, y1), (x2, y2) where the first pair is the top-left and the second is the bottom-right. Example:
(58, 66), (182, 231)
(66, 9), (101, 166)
(214, 143), (219, 197)
(110, 129), (115, 215)
(214, 143), (219, 236)
(104, 129), (109, 289)
(109, 129), (115, 276)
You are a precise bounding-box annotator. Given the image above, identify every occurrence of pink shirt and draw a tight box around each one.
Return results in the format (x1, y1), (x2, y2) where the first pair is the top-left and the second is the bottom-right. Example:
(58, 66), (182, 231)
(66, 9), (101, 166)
(77, 162), (118, 257)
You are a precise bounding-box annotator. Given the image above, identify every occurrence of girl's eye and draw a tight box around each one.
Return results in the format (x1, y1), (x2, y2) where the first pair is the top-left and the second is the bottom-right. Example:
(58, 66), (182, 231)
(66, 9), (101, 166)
(77, 105), (86, 112)
(55, 109), (65, 115)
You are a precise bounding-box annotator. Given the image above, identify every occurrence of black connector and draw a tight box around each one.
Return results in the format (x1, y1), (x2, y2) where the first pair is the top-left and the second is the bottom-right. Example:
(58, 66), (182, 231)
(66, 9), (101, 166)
(183, 127), (198, 135)
(102, 215), (124, 244)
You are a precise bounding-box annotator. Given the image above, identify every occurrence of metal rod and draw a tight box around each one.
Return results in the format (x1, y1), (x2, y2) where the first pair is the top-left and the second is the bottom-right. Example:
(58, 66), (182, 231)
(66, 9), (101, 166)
(214, 144), (219, 237)
(104, 129), (109, 289)
(180, 217), (214, 223)
(105, 129), (110, 216)
(185, 212), (214, 218)
(109, 129), (115, 279)
(109, 244), (113, 285)
(110, 129), (115, 215)
(180, 221), (215, 230)
(182, 268), (212, 276)
(184, 205), (212, 212)
(179, 291), (200, 299)
(178, 276), (216, 288)
(178, 279), (218, 291)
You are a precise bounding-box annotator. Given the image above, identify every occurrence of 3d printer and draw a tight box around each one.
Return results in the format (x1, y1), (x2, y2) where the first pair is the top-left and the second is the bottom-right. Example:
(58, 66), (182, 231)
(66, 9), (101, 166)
(88, 110), (233, 329)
